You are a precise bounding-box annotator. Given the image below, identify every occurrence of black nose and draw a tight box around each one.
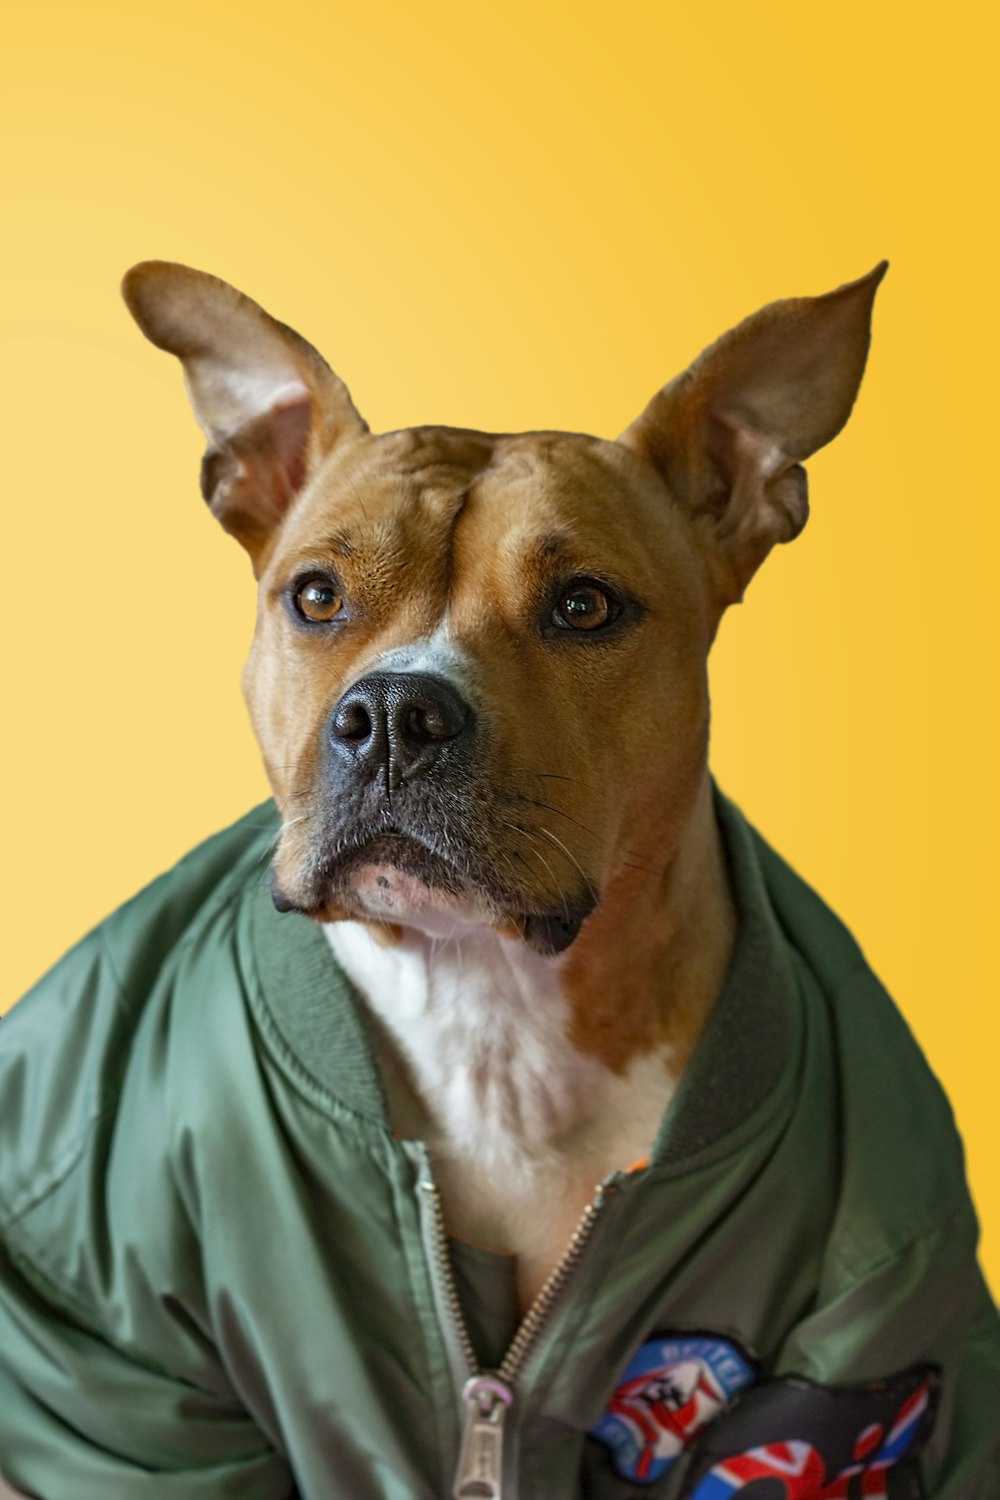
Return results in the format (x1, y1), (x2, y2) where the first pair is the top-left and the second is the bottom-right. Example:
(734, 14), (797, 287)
(330, 671), (473, 789)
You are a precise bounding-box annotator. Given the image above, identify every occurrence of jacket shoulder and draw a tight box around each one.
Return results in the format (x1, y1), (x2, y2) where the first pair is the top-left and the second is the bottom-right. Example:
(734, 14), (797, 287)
(0, 802), (280, 1227)
(716, 786), (976, 1267)
(735, 800), (868, 991)
(753, 818), (972, 1264)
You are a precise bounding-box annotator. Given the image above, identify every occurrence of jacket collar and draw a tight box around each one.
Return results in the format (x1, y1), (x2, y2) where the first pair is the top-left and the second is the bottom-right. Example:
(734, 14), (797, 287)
(248, 775), (802, 1162)
(650, 777), (803, 1165)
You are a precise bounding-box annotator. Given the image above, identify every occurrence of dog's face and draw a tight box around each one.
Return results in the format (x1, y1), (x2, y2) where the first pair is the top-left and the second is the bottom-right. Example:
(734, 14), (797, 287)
(123, 261), (885, 954)
(245, 422), (712, 950)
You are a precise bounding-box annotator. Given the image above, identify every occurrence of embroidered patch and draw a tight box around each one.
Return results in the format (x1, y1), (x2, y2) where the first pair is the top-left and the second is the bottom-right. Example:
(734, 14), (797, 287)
(677, 1364), (939, 1498)
(589, 1333), (757, 1484)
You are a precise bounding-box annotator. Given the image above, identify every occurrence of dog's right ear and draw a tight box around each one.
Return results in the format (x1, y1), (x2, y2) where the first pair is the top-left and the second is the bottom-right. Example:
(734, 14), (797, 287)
(616, 262), (888, 609)
(122, 262), (368, 573)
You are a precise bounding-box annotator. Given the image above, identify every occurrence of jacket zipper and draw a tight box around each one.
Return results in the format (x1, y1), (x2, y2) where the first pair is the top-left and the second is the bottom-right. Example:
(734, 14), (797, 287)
(421, 1171), (622, 1500)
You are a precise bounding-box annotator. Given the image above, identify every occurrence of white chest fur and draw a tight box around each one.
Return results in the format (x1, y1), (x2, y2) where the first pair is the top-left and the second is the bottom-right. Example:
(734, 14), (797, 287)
(323, 920), (676, 1308)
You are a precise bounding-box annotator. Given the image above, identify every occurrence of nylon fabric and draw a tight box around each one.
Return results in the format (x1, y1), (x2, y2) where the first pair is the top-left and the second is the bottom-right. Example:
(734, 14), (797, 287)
(0, 779), (996, 1498)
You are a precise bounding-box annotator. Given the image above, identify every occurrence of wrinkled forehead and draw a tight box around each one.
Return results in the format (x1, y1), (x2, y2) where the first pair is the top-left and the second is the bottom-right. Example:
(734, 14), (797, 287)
(270, 425), (690, 591)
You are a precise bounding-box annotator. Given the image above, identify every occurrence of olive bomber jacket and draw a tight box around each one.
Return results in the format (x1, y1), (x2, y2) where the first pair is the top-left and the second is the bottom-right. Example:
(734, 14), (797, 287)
(0, 779), (997, 1499)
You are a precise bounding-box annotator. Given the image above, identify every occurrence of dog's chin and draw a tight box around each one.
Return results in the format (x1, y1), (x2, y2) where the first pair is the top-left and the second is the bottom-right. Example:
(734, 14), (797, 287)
(343, 869), (592, 956)
(275, 833), (595, 956)
(346, 858), (498, 932)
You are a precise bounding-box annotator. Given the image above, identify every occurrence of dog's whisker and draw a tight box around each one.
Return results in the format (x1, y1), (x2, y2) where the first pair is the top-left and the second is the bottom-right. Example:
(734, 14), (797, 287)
(502, 820), (573, 928)
(525, 770), (600, 794)
(510, 792), (664, 882)
(509, 793), (601, 843)
(281, 813), (314, 832)
(532, 824), (599, 910)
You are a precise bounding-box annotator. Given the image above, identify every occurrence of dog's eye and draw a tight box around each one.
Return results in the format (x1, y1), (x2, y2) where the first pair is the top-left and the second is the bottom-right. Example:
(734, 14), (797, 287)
(294, 576), (344, 623)
(552, 582), (618, 632)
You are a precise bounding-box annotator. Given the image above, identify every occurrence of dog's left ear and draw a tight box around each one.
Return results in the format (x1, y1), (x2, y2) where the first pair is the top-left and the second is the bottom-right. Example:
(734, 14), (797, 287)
(122, 261), (368, 574)
(617, 262), (888, 606)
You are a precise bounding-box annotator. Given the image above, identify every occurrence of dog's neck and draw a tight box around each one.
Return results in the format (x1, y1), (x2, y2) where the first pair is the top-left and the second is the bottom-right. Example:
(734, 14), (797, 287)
(326, 917), (605, 1160)
(322, 771), (737, 1276)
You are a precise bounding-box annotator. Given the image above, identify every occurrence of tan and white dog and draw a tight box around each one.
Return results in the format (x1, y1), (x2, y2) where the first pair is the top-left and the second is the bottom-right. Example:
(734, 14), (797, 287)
(121, 256), (886, 1322)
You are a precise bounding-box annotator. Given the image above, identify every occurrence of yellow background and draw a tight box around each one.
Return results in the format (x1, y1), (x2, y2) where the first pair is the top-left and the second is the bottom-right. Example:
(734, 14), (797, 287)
(2, 1), (997, 1293)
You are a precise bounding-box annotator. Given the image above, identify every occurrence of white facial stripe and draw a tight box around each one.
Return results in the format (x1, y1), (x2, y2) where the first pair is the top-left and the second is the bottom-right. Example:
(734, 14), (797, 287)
(364, 614), (477, 697)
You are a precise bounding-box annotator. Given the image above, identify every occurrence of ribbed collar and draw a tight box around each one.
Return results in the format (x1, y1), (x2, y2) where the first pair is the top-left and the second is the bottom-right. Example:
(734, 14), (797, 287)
(247, 776), (802, 1160)
(649, 777), (802, 1165)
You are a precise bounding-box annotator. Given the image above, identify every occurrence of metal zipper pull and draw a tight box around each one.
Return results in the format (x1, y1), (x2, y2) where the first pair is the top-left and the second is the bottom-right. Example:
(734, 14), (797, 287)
(421, 1161), (625, 1500)
(453, 1374), (514, 1499)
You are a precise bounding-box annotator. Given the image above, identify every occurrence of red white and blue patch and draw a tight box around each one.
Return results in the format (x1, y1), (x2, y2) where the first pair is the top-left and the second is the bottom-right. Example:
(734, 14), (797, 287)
(589, 1333), (757, 1484)
(677, 1363), (939, 1499)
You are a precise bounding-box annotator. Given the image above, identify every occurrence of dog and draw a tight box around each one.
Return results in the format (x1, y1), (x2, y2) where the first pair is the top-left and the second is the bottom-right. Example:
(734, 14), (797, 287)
(1, 262), (996, 1500)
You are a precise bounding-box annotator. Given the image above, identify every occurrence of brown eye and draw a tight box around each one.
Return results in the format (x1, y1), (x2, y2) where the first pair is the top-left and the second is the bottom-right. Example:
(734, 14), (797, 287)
(553, 583), (613, 632)
(294, 577), (344, 623)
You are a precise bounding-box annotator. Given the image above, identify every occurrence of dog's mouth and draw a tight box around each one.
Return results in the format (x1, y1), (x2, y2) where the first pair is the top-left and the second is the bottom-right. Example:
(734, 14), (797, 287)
(272, 828), (595, 955)
(337, 831), (463, 894)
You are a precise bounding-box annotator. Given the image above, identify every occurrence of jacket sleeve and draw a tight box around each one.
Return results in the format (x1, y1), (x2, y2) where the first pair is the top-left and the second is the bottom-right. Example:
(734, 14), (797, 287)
(0, 825), (294, 1500)
(773, 1200), (1000, 1499)
(0, 1234), (296, 1500)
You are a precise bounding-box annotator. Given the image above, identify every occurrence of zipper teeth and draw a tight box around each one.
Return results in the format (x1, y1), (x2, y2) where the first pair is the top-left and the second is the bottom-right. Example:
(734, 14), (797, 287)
(496, 1193), (605, 1384)
(423, 1176), (609, 1388)
(423, 1180), (486, 1378)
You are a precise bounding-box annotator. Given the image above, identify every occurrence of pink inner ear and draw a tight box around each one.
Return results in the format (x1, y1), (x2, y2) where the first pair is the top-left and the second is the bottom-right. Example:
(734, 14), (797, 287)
(199, 392), (317, 560)
(266, 395), (314, 500)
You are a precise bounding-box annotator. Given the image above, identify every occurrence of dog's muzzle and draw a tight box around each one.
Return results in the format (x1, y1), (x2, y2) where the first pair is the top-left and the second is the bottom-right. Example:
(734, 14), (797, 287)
(271, 668), (598, 953)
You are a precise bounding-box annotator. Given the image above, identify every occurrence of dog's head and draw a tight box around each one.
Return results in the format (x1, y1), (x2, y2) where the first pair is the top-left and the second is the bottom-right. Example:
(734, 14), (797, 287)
(123, 261), (885, 955)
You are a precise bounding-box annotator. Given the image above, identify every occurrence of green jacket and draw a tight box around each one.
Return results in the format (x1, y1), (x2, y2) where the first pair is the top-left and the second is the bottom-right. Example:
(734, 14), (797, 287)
(1, 781), (997, 1499)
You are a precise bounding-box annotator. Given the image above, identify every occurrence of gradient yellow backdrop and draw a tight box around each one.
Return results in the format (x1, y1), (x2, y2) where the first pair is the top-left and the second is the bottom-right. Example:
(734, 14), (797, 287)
(2, 0), (997, 1294)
